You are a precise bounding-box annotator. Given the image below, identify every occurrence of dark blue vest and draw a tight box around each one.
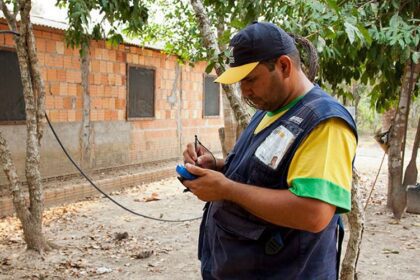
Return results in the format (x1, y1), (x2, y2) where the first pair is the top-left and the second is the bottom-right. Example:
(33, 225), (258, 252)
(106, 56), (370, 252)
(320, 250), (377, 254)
(198, 86), (357, 280)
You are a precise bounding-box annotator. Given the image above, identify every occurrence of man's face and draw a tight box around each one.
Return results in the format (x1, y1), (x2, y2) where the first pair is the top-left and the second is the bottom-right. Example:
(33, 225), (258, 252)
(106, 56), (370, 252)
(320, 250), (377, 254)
(239, 60), (290, 111)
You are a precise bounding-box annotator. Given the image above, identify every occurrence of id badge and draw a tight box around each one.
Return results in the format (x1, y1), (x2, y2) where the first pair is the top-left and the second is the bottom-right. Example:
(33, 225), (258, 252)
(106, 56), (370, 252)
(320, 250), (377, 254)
(255, 126), (296, 169)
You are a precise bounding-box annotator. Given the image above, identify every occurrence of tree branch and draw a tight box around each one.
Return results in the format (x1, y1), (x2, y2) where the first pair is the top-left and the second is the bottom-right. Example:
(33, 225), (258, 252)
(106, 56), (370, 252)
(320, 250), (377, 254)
(27, 21), (47, 144)
(0, 132), (30, 222)
(0, 0), (18, 32)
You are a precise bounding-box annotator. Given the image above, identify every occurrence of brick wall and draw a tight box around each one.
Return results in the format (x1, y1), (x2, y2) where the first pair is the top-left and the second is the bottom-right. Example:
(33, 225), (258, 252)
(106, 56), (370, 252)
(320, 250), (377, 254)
(0, 23), (224, 189)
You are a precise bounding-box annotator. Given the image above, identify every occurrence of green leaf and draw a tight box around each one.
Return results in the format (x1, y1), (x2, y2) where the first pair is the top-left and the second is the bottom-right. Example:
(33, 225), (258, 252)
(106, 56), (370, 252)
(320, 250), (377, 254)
(389, 14), (401, 29)
(325, 0), (339, 15)
(344, 22), (357, 44)
(316, 36), (326, 52)
(205, 61), (215, 74)
(413, 52), (419, 64)
(356, 24), (372, 45)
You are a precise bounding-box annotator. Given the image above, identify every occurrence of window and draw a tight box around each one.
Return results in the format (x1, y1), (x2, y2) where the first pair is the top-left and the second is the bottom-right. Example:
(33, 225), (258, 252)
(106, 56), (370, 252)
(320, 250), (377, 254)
(127, 66), (155, 118)
(0, 50), (25, 122)
(203, 75), (220, 117)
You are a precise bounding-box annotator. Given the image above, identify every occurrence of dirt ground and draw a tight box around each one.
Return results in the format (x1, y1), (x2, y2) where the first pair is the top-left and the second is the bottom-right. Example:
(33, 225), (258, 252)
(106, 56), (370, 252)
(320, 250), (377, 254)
(0, 135), (419, 279)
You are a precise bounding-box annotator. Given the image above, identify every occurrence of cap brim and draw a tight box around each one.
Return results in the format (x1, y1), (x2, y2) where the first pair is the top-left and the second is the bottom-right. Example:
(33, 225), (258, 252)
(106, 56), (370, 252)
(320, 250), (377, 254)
(214, 62), (259, 84)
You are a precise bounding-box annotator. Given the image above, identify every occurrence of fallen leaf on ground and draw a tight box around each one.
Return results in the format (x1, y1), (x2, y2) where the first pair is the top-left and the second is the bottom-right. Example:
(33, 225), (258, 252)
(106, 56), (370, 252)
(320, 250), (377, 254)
(132, 250), (154, 259)
(96, 267), (113, 274)
(143, 192), (160, 202)
(382, 248), (399, 254)
(114, 232), (129, 241)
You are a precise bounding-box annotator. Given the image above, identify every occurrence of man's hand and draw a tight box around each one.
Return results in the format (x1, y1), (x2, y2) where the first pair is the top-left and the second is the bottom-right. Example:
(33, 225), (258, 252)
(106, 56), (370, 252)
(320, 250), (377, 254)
(182, 142), (216, 170)
(182, 163), (233, 202)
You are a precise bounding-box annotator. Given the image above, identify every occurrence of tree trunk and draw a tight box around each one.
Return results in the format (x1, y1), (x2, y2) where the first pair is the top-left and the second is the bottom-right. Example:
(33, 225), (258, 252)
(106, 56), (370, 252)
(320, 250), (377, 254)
(341, 170), (365, 280)
(190, 0), (251, 134)
(80, 43), (93, 169)
(388, 61), (420, 218)
(0, 0), (52, 252)
(219, 93), (238, 156)
(215, 17), (239, 156)
(382, 108), (396, 133)
(401, 116), (420, 202)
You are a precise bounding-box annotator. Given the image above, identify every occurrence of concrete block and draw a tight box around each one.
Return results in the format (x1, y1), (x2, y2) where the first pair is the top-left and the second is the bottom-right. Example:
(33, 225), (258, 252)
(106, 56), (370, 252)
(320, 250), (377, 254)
(407, 184), (420, 214)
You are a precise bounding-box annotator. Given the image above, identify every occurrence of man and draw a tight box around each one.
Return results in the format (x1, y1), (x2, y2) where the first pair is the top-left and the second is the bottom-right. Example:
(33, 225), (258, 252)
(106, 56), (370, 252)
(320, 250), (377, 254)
(182, 22), (357, 279)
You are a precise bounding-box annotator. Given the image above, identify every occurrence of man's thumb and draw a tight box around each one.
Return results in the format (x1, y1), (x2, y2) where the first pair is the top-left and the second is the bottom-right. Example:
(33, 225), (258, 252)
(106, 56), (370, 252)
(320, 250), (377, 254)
(185, 163), (206, 176)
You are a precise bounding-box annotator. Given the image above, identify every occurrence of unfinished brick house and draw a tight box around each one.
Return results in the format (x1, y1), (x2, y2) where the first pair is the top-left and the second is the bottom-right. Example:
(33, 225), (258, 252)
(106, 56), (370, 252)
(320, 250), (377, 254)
(0, 17), (224, 216)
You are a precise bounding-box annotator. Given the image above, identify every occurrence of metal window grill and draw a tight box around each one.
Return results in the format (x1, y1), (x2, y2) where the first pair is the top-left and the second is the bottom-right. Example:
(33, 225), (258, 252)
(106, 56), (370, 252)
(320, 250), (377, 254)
(0, 50), (25, 121)
(203, 75), (220, 117)
(128, 66), (155, 118)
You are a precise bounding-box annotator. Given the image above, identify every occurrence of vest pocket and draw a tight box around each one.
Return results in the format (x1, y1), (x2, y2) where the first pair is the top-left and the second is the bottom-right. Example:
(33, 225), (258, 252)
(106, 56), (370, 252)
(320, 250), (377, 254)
(247, 155), (284, 189)
(212, 203), (266, 241)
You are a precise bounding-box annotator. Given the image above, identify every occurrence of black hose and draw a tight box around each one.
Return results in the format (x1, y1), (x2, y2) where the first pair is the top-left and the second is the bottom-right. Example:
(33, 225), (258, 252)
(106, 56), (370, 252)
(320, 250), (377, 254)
(45, 113), (202, 223)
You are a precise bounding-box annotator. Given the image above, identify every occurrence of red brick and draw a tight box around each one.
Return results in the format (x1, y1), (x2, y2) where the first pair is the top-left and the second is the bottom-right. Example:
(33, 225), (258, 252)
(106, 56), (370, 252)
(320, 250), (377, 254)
(56, 41), (65, 54)
(54, 96), (64, 109)
(90, 110), (98, 121)
(116, 99), (125, 110)
(42, 31), (52, 39)
(119, 64), (125, 75)
(76, 85), (83, 97)
(104, 86), (112, 96)
(109, 98), (115, 110)
(36, 38), (46, 52)
(67, 83), (77, 96)
(101, 74), (108, 86)
(105, 111), (112, 120)
(76, 110), (83, 121)
(93, 73), (101, 85)
(63, 96), (73, 109)
(67, 71), (82, 83)
(111, 111), (118, 120)
(99, 61), (106, 72)
(45, 95), (54, 109)
(91, 60), (100, 72)
(117, 52), (126, 62)
(76, 98), (83, 109)
(46, 41), (56, 53)
(108, 50), (116, 61)
(50, 110), (59, 121)
(51, 33), (63, 41)
(59, 110), (68, 122)
(4, 34), (15, 47)
(108, 74), (116, 84)
(47, 69), (57, 81)
(91, 97), (102, 109)
(64, 47), (75, 56)
(33, 29), (43, 38)
(63, 56), (73, 69)
(57, 69), (66, 81)
(97, 109), (105, 120)
(48, 82), (59, 95)
(71, 57), (80, 69)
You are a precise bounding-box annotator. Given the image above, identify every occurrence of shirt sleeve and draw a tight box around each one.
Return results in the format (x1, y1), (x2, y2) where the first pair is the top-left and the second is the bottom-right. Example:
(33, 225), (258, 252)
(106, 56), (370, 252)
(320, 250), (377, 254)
(287, 118), (357, 213)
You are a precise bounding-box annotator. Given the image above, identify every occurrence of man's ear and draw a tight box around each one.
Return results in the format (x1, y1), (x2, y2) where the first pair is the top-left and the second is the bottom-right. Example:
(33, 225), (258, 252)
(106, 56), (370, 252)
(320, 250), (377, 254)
(277, 55), (292, 78)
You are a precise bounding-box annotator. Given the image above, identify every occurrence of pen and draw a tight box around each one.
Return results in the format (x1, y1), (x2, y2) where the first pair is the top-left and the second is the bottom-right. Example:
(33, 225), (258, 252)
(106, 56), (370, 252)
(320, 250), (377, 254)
(194, 135), (199, 165)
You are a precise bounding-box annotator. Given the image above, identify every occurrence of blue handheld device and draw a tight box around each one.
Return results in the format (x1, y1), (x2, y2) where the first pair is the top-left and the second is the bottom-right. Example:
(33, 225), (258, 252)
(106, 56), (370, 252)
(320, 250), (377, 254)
(176, 164), (197, 180)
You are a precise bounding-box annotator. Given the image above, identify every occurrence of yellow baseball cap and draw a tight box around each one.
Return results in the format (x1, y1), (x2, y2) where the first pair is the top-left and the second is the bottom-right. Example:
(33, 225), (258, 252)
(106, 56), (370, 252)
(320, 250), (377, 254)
(214, 62), (259, 84)
(214, 22), (297, 85)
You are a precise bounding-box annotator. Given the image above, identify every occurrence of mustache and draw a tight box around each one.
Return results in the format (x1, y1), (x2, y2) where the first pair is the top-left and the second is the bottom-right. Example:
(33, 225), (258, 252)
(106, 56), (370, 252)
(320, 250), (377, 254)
(242, 95), (258, 109)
